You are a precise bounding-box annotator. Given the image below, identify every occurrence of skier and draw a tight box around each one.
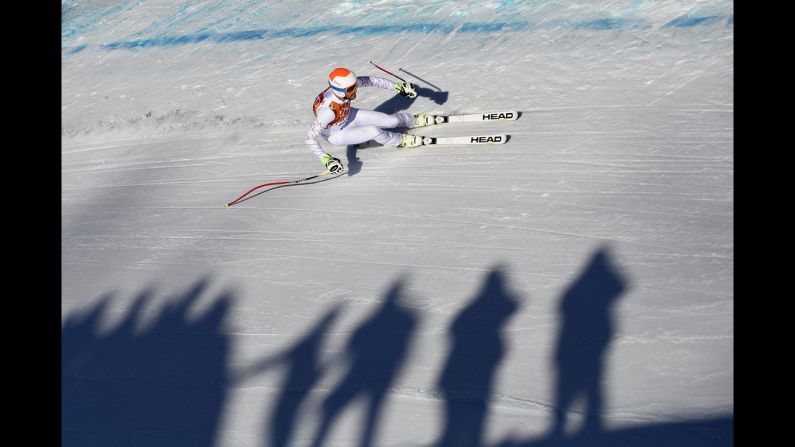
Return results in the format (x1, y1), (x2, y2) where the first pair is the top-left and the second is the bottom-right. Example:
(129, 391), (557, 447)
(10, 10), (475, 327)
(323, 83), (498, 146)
(306, 67), (438, 174)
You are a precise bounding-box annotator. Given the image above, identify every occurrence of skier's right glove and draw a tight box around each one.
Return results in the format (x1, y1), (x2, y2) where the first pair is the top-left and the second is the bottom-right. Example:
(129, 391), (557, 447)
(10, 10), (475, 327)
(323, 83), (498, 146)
(320, 153), (343, 174)
(395, 82), (417, 99)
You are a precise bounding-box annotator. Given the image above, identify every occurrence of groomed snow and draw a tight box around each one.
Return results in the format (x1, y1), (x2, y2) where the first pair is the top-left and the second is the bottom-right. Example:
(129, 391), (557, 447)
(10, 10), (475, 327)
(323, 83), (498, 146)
(62, 1), (733, 446)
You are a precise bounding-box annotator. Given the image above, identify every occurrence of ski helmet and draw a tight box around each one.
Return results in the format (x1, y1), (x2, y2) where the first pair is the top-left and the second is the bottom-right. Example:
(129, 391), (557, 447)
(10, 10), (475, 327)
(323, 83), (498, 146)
(328, 67), (357, 98)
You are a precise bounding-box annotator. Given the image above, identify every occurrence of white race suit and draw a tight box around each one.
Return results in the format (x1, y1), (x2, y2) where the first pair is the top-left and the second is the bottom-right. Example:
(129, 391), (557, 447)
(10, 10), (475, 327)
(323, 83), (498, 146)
(305, 75), (414, 160)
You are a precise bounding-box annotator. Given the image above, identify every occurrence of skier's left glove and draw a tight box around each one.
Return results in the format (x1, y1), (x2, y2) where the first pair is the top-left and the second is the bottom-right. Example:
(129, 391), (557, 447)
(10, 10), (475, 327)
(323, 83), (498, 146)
(320, 153), (344, 174)
(395, 82), (417, 99)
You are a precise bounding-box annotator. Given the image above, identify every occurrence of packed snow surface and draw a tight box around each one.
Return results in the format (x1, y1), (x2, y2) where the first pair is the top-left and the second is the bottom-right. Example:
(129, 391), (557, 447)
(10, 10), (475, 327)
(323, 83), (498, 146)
(62, 1), (733, 446)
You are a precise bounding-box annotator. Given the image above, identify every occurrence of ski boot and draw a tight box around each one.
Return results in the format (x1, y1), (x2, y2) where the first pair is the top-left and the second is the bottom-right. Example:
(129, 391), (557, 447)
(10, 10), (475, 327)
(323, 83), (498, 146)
(413, 113), (439, 128)
(399, 134), (425, 148)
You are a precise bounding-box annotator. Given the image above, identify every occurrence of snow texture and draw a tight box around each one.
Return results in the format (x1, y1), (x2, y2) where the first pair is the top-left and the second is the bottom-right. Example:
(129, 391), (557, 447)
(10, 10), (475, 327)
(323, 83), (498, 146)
(62, 1), (733, 446)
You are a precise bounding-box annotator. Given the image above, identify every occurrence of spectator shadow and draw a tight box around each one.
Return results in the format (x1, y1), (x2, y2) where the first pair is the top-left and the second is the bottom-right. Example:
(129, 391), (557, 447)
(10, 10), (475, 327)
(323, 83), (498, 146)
(497, 245), (732, 447)
(548, 246), (627, 438)
(241, 246), (731, 447)
(434, 266), (522, 447)
(233, 305), (345, 447)
(309, 276), (419, 447)
(498, 417), (733, 447)
(61, 277), (233, 447)
(346, 85), (449, 176)
(61, 249), (732, 446)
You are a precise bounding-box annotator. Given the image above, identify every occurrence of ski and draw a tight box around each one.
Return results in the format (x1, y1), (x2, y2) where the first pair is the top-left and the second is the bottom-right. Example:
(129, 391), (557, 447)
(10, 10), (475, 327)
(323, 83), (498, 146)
(352, 133), (509, 149)
(430, 111), (519, 124)
(420, 134), (509, 145)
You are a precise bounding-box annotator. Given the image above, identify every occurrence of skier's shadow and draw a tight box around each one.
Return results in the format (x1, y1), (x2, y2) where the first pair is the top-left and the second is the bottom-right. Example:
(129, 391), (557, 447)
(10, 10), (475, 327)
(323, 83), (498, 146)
(346, 86), (449, 176)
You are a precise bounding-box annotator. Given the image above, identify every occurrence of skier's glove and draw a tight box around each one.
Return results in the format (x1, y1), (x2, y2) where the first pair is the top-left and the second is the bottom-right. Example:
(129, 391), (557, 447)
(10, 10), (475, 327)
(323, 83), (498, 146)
(320, 153), (344, 174)
(395, 82), (417, 99)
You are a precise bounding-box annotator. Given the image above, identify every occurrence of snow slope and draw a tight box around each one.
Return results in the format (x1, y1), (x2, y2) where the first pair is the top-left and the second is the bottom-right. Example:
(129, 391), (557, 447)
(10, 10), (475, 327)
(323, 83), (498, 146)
(62, 1), (733, 446)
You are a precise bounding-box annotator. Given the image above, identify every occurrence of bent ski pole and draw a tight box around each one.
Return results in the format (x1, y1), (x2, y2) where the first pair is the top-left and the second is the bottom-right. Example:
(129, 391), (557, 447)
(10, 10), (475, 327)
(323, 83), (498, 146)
(225, 169), (332, 207)
(369, 60), (407, 83)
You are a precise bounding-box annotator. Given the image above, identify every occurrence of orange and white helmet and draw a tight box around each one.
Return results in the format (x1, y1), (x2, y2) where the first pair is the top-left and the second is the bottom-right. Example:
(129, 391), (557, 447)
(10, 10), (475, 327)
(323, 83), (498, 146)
(328, 67), (358, 98)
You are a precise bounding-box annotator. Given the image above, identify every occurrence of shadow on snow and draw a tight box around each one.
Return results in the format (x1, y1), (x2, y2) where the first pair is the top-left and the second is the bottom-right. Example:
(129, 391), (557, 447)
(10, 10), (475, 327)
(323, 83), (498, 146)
(61, 246), (732, 446)
(61, 277), (233, 446)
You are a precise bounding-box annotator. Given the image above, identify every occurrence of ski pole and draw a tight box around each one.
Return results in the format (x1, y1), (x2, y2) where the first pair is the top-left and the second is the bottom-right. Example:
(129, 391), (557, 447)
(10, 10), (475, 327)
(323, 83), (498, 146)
(225, 169), (332, 207)
(369, 60), (407, 83)
(399, 67), (441, 92)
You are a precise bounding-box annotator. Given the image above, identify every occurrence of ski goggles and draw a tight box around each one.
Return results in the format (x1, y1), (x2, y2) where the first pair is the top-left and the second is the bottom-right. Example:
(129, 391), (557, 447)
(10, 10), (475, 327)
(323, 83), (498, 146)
(330, 83), (357, 97)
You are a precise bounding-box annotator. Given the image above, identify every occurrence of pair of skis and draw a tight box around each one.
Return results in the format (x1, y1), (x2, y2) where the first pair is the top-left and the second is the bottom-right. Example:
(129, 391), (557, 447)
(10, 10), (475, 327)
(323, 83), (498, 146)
(420, 110), (518, 145)
(225, 110), (518, 207)
(354, 110), (519, 148)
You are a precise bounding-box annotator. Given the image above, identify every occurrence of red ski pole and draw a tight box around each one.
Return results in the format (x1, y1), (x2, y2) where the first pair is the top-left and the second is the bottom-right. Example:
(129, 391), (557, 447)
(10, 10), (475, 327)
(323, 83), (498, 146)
(225, 169), (332, 207)
(369, 60), (408, 83)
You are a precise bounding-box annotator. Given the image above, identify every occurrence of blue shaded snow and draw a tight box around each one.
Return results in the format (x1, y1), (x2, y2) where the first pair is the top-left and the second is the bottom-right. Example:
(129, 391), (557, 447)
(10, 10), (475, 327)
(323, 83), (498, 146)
(62, 0), (733, 54)
(71, 15), (730, 53)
